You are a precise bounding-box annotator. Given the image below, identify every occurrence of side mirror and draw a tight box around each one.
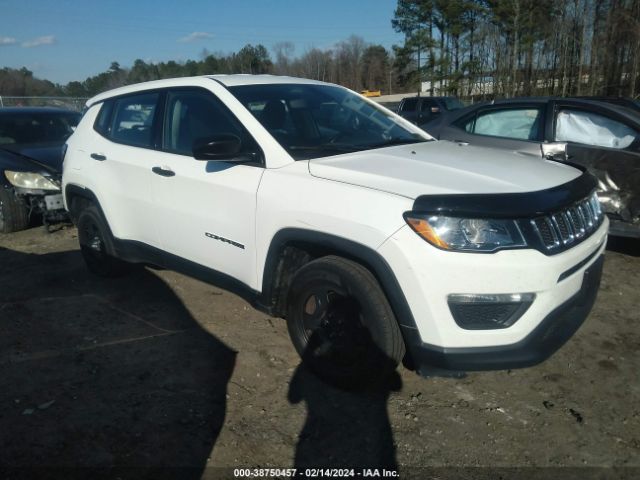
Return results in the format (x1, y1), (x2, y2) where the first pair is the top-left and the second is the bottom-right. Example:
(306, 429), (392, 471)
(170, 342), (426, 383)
(193, 134), (242, 161)
(541, 141), (568, 161)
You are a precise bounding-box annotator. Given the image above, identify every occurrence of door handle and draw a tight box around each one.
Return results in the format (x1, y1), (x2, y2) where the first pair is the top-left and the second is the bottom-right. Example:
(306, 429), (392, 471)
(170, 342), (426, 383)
(90, 153), (106, 161)
(454, 140), (470, 146)
(152, 166), (175, 177)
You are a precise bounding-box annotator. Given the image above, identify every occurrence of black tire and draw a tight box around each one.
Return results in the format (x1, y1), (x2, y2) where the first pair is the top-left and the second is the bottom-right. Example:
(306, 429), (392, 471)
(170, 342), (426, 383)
(286, 255), (405, 388)
(0, 185), (29, 233)
(77, 205), (131, 277)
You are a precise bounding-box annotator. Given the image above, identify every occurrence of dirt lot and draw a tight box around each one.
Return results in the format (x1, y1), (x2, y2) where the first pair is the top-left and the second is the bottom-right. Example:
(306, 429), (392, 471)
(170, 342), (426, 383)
(0, 226), (638, 479)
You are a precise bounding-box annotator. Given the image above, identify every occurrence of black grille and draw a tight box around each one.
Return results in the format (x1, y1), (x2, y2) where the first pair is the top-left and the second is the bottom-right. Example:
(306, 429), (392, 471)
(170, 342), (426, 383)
(533, 217), (557, 246)
(449, 303), (523, 329)
(553, 213), (572, 241)
(531, 193), (603, 251)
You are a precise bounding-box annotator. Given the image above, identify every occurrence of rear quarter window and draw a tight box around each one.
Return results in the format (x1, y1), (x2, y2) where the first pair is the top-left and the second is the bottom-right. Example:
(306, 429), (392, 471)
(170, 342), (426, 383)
(109, 93), (159, 148)
(93, 100), (114, 137)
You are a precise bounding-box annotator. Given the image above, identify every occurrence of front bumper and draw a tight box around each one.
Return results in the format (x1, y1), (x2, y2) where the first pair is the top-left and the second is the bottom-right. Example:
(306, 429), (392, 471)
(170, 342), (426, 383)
(401, 255), (603, 372)
(378, 215), (608, 372)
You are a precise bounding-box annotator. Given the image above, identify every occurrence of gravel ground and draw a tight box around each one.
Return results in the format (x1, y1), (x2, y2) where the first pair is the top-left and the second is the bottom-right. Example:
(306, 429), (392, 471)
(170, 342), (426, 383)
(0, 226), (638, 480)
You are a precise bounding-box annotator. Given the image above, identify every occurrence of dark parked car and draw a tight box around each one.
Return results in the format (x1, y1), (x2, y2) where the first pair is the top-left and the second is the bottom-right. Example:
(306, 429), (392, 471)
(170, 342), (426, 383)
(570, 96), (640, 114)
(0, 107), (81, 233)
(396, 95), (464, 128)
(423, 97), (640, 238)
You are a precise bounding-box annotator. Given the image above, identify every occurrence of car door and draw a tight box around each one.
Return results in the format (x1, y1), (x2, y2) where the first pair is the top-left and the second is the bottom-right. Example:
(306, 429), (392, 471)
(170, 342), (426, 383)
(551, 101), (640, 230)
(437, 103), (547, 156)
(86, 91), (162, 247)
(149, 87), (265, 288)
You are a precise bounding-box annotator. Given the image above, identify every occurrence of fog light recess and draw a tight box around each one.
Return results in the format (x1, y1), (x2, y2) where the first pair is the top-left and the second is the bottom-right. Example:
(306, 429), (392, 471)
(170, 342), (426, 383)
(447, 293), (535, 330)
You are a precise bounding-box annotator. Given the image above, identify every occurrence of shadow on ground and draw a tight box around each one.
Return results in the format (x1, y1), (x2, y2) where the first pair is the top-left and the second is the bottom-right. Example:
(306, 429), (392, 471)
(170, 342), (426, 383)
(288, 331), (402, 471)
(0, 247), (236, 478)
(606, 235), (640, 257)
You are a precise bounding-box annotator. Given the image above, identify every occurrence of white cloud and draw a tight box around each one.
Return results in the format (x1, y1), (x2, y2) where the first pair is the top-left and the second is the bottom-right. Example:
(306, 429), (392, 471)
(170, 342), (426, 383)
(22, 35), (56, 48)
(0, 36), (16, 46)
(178, 31), (213, 43)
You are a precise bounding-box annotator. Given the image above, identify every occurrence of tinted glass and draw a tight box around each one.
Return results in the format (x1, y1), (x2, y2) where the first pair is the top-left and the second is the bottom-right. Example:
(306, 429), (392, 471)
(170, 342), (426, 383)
(94, 100), (114, 137)
(229, 84), (428, 160)
(0, 112), (80, 145)
(468, 107), (543, 140)
(163, 89), (257, 157)
(420, 99), (437, 112)
(399, 97), (418, 112)
(443, 97), (464, 110)
(555, 108), (638, 149)
(110, 93), (159, 147)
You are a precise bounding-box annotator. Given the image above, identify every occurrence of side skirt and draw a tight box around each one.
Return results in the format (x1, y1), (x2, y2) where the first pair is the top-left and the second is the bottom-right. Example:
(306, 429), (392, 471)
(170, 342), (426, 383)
(111, 237), (269, 314)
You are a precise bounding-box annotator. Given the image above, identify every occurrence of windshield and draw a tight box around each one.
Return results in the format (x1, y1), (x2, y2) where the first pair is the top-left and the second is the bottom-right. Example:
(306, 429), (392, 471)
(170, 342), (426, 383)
(0, 112), (81, 146)
(228, 83), (430, 160)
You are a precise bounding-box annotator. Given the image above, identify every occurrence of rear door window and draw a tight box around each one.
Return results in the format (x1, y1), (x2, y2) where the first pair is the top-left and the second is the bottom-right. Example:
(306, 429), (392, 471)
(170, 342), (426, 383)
(555, 108), (638, 149)
(109, 93), (159, 148)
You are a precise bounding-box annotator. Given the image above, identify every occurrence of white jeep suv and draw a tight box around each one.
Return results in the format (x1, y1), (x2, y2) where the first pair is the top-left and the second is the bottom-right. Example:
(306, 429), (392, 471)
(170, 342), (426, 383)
(62, 75), (608, 384)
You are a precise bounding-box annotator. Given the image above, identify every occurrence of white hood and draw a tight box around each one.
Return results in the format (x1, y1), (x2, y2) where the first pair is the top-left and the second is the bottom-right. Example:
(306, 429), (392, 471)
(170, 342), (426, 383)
(308, 140), (581, 199)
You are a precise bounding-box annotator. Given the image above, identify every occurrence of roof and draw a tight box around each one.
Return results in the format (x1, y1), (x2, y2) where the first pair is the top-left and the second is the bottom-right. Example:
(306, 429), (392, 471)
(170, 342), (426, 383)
(211, 74), (327, 87)
(86, 74), (330, 107)
(0, 106), (79, 115)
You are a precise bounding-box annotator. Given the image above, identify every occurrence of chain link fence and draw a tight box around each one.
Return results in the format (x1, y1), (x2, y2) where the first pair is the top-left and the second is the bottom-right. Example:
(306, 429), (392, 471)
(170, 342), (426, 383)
(0, 96), (89, 112)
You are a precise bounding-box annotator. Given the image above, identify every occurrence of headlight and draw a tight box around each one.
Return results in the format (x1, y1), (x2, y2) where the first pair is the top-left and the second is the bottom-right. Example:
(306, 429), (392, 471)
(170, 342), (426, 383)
(4, 171), (59, 191)
(404, 214), (526, 252)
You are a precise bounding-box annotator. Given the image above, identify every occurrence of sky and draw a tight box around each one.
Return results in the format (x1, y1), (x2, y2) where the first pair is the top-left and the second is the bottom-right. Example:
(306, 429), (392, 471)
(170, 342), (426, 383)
(0, 0), (405, 85)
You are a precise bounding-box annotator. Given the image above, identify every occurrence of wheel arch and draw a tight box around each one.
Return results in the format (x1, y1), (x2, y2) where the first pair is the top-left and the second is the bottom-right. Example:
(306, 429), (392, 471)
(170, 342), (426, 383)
(64, 184), (107, 225)
(260, 228), (418, 333)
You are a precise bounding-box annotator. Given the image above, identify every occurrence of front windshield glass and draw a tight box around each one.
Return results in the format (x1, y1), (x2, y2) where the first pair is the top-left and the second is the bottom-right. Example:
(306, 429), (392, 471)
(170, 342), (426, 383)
(228, 83), (430, 160)
(0, 112), (81, 146)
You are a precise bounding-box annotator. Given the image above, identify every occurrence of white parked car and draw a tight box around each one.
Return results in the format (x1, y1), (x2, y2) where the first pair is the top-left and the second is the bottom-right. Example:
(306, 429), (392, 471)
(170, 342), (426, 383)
(62, 75), (608, 385)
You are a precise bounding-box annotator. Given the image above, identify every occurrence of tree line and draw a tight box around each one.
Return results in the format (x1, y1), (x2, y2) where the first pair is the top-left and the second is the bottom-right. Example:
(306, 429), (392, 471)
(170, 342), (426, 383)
(0, 38), (393, 99)
(392, 0), (640, 99)
(1, 0), (639, 101)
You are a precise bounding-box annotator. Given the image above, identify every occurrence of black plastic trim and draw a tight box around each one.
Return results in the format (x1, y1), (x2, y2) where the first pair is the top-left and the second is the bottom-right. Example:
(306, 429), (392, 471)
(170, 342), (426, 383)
(403, 255), (604, 373)
(261, 228), (419, 327)
(411, 171), (597, 219)
(112, 237), (262, 309)
(557, 243), (602, 282)
(64, 184), (109, 224)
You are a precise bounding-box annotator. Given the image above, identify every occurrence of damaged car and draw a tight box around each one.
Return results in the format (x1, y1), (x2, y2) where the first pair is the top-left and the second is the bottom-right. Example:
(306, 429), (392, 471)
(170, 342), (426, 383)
(0, 107), (81, 233)
(424, 97), (640, 238)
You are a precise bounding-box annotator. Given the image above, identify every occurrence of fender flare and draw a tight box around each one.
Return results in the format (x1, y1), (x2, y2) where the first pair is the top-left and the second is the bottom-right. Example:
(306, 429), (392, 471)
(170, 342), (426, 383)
(261, 228), (418, 331)
(64, 184), (108, 222)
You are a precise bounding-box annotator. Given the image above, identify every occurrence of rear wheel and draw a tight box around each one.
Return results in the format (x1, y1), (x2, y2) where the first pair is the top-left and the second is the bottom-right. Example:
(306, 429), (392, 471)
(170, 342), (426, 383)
(0, 186), (29, 233)
(77, 205), (131, 277)
(286, 256), (405, 388)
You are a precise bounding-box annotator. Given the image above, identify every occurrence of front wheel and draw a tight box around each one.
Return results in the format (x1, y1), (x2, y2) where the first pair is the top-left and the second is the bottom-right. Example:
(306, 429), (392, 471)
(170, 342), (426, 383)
(286, 256), (405, 388)
(77, 205), (131, 277)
